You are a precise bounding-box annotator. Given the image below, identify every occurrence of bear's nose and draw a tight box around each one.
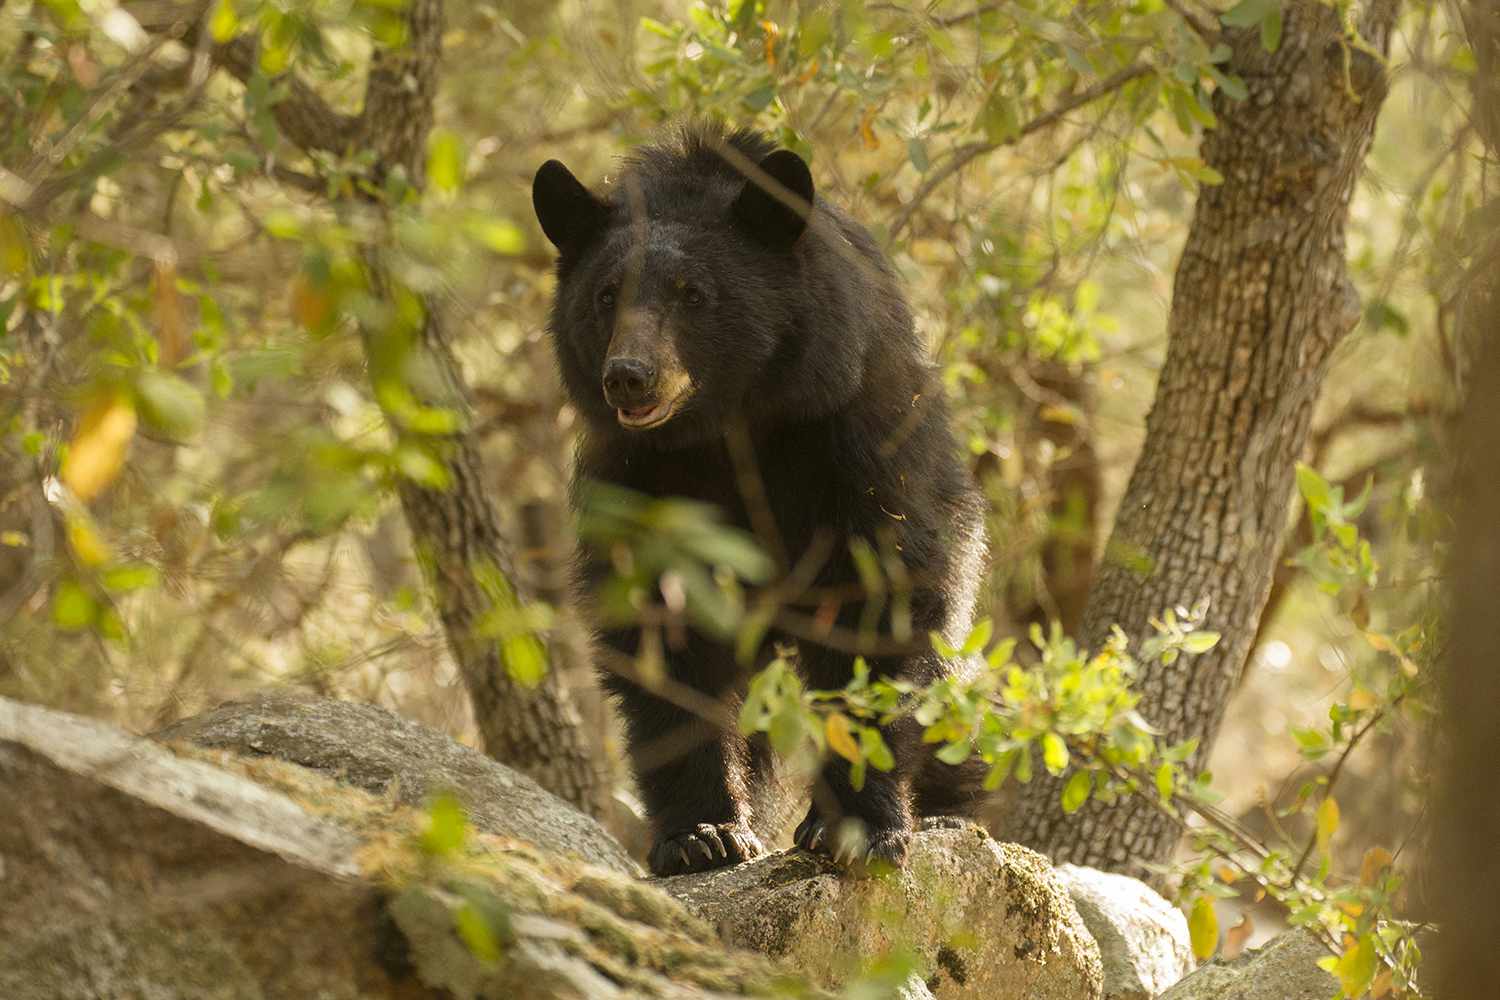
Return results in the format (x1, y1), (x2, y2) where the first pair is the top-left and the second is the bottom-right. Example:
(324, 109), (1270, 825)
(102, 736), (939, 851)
(602, 357), (658, 407)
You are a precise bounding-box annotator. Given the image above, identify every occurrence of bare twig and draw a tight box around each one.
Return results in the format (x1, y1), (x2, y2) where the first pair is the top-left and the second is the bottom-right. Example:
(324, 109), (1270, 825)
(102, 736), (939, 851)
(1288, 699), (1400, 883)
(889, 62), (1153, 239)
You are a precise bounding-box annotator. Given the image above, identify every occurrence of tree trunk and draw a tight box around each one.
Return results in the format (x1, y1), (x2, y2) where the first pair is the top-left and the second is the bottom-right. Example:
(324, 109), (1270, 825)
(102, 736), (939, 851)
(356, 0), (603, 816)
(1433, 234), (1500, 1000)
(1432, 2), (1500, 993)
(204, 0), (604, 815)
(999, 0), (1398, 874)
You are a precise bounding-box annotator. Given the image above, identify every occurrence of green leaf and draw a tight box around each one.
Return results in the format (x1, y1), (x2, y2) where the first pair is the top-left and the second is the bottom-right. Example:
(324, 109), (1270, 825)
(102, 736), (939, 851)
(1041, 732), (1069, 775)
(862, 727), (895, 771)
(209, 0), (239, 42)
(52, 579), (96, 630)
(453, 900), (504, 964)
(907, 137), (930, 173)
(960, 617), (993, 655)
(1188, 895), (1219, 960)
(1061, 770), (1091, 813)
(1155, 763), (1174, 803)
(135, 371), (205, 441)
(1331, 934), (1378, 997)
(1181, 631), (1220, 654)
(421, 793), (469, 857)
(983, 749), (1017, 790)
(101, 564), (160, 593)
(936, 740), (972, 765)
(1260, 7), (1283, 52)
(428, 129), (465, 195)
(1296, 463), (1332, 510)
(986, 636), (1018, 669)
(1221, 0), (1275, 29)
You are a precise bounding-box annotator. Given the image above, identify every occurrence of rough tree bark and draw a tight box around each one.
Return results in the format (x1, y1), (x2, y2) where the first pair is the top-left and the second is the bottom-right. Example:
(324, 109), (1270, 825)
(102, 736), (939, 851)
(202, 1), (604, 815)
(999, 0), (1399, 874)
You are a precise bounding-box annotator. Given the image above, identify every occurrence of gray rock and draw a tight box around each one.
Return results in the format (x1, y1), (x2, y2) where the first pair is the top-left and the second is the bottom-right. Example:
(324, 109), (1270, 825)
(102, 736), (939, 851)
(658, 820), (1104, 1000)
(1157, 929), (1336, 1000)
(0, 695), (394, 1000)
(1053, 864), (1194, 999)
(0, 695), (815, 1000)
(156, 691), (639, 876)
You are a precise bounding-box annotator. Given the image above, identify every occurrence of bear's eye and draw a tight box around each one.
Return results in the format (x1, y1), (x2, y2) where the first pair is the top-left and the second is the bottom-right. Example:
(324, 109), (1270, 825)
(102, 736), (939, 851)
(597, 286), (617, 309)
(682, 286), (705, 307)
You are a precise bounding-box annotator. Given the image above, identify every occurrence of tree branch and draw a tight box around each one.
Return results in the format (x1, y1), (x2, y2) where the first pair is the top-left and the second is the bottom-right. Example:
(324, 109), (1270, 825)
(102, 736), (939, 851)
(889, 62), (1153, 240)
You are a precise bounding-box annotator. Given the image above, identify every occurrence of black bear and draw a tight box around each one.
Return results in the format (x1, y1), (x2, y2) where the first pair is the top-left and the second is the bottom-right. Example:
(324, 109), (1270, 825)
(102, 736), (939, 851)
(533, 123), (988, 876)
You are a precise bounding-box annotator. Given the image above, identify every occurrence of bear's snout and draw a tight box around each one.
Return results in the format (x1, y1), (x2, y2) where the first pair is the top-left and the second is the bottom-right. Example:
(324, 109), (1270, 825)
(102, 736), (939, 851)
(603, 356), (658, 409)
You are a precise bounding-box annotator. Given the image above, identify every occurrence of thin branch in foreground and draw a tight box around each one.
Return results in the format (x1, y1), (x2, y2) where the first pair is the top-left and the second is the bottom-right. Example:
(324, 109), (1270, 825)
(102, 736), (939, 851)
(889, 62), (1154, 241)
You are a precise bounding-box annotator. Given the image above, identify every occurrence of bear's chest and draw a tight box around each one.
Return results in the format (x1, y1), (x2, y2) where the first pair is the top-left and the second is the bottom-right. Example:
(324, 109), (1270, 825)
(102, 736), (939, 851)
(585, 426), (855, 552)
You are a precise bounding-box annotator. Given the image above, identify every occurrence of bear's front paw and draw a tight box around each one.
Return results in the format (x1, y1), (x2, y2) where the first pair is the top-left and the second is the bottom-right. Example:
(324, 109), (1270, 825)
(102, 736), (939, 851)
(795, 807), (910, 874)
(648, 821), (765, 876)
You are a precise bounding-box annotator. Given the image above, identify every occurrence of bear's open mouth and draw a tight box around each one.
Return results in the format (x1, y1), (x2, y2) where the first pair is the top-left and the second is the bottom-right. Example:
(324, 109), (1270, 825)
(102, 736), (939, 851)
(616, 376), (693, 430)
(617, 394), (684, 429)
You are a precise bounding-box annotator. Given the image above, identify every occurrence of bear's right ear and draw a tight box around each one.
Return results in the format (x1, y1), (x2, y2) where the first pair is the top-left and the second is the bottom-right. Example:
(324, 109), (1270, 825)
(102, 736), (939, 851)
(533, 160), (609, 255)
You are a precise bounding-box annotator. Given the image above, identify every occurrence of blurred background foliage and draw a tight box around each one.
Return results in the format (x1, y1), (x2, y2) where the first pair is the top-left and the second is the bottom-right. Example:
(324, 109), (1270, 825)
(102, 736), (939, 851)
(0, 0), (1483, 980)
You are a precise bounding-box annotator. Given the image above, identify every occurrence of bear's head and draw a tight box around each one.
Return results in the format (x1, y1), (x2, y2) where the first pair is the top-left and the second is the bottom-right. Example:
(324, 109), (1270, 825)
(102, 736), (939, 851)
(532, 126), (819, 448)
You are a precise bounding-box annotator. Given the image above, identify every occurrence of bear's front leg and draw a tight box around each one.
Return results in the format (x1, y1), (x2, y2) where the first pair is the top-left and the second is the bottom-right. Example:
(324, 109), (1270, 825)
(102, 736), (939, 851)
(609, 677), (766, 876)
(793, 713), (920, 870)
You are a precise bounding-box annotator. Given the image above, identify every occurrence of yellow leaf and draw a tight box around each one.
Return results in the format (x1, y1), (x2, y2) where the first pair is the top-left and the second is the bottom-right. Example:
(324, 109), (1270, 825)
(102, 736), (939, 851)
(825, 712), (860, 763)
(209, 0), (239, 42)
(66, 512), (112, 567)
(0, 211), (31, 276)
(760, 19), (779, 68)
(0, 530), (27, 547)
(1360, 846), (1394, 886)
(1188, 895), (1219, 961)
(1316, 796), (1341, 854)
(858, 109), (880, 150)
(1334, 934), (1378, 997)
(1348, 686), (1379, 711)
(61, 395), (137, 502)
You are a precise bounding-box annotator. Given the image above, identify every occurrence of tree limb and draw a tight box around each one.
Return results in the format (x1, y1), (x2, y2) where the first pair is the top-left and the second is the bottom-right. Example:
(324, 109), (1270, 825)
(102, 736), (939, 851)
(889, 62), (1153, 240)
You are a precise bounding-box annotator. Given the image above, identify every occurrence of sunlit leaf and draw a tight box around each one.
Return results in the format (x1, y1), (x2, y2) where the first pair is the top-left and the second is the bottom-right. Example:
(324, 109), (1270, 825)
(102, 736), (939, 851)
(61, 395), (137, 502)
(1315, 796), (1340, 853)
(428, 129), (465, 194)
(1041, 732), (1069, 774)
(421, 793), (469, 857)
(1061, 770), (1091, 813)
(51, 579), (96, 630)
(1188, 895), (1219, 961)
(209, 0), (239, 43)
(826, 712), (860, 763)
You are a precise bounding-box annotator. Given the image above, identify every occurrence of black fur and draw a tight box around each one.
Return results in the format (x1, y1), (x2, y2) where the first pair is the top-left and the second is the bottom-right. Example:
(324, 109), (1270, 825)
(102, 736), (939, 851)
(534, 124), (989, 876)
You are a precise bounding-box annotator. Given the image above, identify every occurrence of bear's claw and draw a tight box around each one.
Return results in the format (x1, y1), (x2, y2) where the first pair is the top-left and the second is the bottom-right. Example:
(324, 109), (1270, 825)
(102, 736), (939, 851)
(794, 807), (910, 874)
(649, 821), (765, 876)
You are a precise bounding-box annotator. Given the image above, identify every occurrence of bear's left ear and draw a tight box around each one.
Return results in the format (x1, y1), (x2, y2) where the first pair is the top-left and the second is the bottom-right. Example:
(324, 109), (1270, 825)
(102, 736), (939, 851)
(533, 160), (610, 256)
(731, 150), (814, 248)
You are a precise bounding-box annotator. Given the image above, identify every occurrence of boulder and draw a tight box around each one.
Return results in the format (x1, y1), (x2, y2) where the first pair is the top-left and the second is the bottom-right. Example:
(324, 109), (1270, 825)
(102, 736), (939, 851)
(1157, 929), (1335, 1000)
(156, 691), (639, 876)
(0, 696), (809, 1000)
(1052, 864), (1194, 999)
(659, 819), (1105, 1000)
(8, 693), (1113, 1000)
